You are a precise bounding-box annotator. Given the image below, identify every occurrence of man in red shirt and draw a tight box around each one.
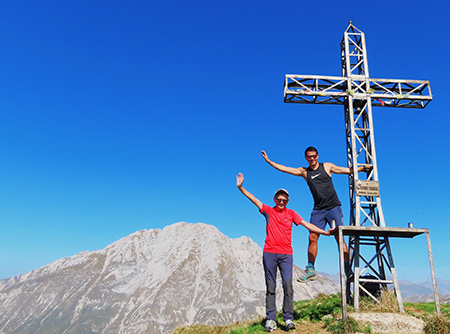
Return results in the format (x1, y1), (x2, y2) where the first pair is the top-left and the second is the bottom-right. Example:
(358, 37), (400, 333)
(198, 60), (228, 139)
(236, 173), (330, 332)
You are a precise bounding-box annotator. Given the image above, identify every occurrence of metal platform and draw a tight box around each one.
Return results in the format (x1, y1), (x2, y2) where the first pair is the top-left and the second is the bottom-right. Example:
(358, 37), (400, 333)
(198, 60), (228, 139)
(336, 226), (427, 238)
(333, 226), (440, 319)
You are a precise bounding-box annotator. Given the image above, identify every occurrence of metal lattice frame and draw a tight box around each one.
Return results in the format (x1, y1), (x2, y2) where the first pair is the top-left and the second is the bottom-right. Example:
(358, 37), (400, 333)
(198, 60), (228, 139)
(285, 76), (431, 108)
(283, 22), (433, 313)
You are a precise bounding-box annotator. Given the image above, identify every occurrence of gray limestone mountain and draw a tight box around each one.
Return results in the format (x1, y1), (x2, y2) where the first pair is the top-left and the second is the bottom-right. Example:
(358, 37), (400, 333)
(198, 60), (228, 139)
(0, 222), (339, 334)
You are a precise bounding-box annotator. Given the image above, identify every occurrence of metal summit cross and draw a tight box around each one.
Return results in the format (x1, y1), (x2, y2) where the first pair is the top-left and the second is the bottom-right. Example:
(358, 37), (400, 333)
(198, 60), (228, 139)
(283, 22), (439, 317)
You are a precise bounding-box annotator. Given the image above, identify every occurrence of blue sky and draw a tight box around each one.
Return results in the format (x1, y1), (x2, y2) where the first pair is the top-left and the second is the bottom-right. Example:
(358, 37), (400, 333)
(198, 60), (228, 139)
(0, 1), (449, 282)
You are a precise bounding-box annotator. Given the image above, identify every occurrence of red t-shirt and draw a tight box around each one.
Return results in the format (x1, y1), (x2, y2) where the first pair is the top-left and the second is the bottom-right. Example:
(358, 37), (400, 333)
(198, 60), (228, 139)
(260, 204), (303, 255)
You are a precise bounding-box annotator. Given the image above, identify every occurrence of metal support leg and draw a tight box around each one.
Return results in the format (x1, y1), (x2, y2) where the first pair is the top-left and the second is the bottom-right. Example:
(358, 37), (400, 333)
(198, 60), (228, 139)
(384, 238), (404, 312)
(354, 236), (360, 311)
(425, 232), (441, 315)
(339, 226), (348, 319)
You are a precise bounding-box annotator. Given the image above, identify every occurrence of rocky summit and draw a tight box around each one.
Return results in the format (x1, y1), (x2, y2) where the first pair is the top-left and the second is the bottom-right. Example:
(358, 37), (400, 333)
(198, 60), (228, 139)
(0, 222), (339, 334)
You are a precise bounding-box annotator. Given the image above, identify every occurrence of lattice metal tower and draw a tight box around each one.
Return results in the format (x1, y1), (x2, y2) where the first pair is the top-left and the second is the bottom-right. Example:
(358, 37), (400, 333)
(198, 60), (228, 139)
(283, 22), (432, 309)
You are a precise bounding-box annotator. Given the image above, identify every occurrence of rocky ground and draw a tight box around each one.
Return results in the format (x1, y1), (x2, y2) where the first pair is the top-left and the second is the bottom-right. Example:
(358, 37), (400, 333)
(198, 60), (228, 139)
(349, 312), (425, 334)
(255, 313), (426, 334)
(173, 311), (433, 334)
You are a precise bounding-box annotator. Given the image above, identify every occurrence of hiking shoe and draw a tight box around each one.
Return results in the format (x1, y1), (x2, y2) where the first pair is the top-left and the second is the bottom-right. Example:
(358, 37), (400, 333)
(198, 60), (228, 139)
(264, 319), (277, 332)
(345, 265), (354, 280)
(285, 319), (296, 330)
(297, 266), (316, 283)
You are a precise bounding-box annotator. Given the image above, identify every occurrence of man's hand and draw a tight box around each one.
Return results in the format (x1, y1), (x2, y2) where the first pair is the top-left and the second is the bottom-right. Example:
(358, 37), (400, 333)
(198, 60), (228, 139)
(236, 173), (263, 210)
(236, 173), (244, 188)
(364, 164), (373, 172)
(263, 150), (305, 178)
(323, 229), (331, 236)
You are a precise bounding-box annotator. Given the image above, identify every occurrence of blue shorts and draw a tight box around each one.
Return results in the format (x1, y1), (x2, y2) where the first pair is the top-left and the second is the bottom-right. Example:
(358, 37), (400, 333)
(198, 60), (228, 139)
(310, 206), (343, 230)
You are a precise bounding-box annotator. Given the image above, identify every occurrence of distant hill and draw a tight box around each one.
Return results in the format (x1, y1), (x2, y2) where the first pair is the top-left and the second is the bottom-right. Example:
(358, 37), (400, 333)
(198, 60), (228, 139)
(318, 272), (450, 302)
(0, 222), (339, 334)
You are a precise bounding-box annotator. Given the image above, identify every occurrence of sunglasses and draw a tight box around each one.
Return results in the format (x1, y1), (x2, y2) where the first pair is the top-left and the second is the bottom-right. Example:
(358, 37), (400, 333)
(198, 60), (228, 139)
(276, 198), (288, 203)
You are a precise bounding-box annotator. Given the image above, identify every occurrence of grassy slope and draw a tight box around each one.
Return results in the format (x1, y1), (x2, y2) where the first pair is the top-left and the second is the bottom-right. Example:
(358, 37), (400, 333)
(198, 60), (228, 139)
(172, 293), (450, 334)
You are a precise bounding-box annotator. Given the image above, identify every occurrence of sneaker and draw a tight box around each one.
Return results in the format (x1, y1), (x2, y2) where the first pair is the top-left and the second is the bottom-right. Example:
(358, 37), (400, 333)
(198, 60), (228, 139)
(285, 319), (296, 330)
(345, 265), (354, 280)
(264, 319), (277, 332)
(297, 266), (316, 283)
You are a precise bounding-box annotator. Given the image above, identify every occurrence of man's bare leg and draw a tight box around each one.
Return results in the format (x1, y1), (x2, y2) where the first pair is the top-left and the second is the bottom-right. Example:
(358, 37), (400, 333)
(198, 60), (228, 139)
(298, 233), (320, 283)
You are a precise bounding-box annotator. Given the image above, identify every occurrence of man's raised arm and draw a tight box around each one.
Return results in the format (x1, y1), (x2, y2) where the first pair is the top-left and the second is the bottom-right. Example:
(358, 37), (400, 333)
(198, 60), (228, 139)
(326, 162), (373, 175)
(261, 150), (305, 178)
(236, 173), (263, 211)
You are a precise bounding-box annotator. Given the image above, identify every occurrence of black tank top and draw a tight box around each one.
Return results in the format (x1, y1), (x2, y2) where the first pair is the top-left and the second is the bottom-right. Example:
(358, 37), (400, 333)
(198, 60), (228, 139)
(306, 163), (341, 210)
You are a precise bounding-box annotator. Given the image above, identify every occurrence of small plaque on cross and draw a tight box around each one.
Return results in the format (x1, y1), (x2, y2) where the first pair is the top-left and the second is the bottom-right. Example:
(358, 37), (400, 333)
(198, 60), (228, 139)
(355, 180), (380, 197)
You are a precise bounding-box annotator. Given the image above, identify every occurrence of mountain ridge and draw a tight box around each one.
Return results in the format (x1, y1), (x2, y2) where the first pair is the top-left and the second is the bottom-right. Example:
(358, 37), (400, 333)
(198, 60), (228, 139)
(0, 222), (339, 334)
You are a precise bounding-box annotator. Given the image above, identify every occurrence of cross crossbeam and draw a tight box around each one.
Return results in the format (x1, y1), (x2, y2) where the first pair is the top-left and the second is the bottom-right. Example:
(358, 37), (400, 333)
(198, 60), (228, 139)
(284, 75), (432, 108)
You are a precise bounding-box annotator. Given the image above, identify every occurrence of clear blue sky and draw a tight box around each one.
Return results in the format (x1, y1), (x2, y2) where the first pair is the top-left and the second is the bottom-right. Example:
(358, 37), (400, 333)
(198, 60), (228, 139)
(1, 1), (449, 282)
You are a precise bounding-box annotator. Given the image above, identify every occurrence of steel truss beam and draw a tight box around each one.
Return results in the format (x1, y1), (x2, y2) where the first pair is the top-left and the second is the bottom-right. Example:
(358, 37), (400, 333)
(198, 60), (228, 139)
(284, 75), (432, 108)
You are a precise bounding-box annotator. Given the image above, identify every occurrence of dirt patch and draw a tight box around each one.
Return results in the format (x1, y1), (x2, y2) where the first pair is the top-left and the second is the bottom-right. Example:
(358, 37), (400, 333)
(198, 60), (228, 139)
(349, 312), (425, 334)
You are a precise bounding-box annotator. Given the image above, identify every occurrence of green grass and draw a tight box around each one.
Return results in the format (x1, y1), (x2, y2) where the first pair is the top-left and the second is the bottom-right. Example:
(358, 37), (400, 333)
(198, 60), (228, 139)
(228, 319), (265, 334)
(404, 302), (450, 334)
(404, 302), (450, 318)
(423, 313), (450, 334)
(294, 293), (342, 322)
(323, 316), (369, 334)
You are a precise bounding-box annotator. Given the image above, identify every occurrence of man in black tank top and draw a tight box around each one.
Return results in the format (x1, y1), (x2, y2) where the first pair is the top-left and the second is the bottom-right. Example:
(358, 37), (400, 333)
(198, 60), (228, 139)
(262, 147), (372, 282)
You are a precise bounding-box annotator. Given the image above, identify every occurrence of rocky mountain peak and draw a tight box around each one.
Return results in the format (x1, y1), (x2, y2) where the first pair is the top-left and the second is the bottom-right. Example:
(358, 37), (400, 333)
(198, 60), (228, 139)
(0, 222), (338, 334)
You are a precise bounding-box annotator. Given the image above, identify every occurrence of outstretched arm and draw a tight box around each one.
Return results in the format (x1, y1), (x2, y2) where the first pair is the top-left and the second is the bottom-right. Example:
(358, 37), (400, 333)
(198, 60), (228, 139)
(236, 173), (263, 211)
(326, 162), (373, 175)
(261, 150), (306, 178)
(299, 219), (331, 236)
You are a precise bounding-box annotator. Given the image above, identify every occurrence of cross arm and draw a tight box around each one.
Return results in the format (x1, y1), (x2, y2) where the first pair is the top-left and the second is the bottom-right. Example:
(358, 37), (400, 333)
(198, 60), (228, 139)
(284, 75), (432, 108)
(284, 75), (347, 105)
(368, 78), (432, 108)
